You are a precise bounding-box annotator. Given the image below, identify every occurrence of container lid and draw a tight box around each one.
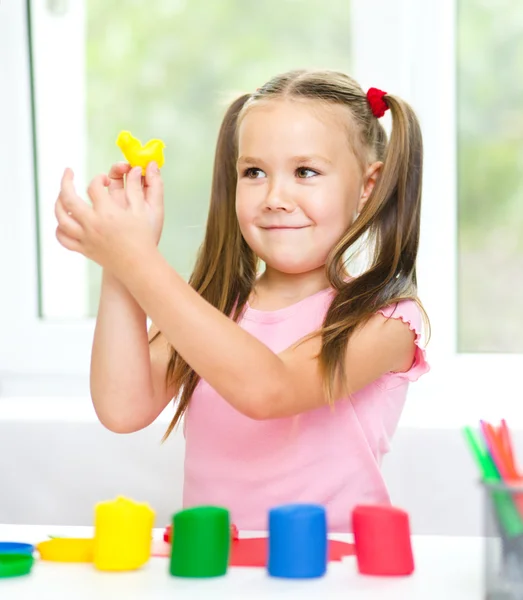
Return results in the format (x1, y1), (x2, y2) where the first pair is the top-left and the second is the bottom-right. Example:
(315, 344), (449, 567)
(0, 542), (34, 555)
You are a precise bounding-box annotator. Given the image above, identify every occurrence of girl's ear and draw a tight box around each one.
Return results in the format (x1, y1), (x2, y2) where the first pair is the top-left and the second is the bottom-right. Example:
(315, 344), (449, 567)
(357, 161), (383, 213)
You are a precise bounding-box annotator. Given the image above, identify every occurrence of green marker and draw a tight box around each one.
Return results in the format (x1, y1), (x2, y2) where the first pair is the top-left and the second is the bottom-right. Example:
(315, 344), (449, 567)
(463, 426), (523, 537)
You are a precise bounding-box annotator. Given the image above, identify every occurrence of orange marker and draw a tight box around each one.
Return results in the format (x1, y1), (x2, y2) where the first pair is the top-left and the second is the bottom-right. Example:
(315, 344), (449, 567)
(500, 419), (518, 475)
(481, 421), (517, 479)
(481, 420), (523, 520)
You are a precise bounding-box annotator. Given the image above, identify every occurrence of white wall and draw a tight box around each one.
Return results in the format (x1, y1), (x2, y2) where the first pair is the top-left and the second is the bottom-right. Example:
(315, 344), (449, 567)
(0, 399), (489, 535)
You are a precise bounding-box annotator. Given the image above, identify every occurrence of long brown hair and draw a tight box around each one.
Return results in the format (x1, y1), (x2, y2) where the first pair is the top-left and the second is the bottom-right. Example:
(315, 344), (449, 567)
(155, 69), (426, 440)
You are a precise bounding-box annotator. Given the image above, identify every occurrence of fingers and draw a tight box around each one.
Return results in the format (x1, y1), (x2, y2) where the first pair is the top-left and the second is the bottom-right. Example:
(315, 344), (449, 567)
(87, 174), (111, 209)
(108, 162), (132, 193)
(54, 195), (83, 240)
(126, 166), (145, 208)
(60, 168), (91, 221)
(144, 161), (164, 211)
(56, 226), (82, 253)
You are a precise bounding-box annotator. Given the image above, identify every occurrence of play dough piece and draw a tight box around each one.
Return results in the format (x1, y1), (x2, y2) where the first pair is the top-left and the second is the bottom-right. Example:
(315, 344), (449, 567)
(152, 535), (355, 565)
(267, 504), (328, 579)
(230, 537), (354, 567)
(352, 504), (415, 576)
(94, 496), (155, 571)
(170, 506), (230, 578)
(116, 130), (166, 175)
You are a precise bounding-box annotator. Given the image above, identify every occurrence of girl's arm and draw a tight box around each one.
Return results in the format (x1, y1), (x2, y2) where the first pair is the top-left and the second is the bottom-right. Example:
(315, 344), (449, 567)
(90, 270), (174, 432)
(57, 168), (415, 423)
(118, 249), (416, 421)
(86, 163), (173, 433)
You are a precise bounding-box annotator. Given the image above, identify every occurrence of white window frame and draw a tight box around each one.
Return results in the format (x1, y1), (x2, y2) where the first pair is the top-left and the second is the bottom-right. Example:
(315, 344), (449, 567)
(2, 0), (521, 426)
(0, 0), (93, 396)
(31, 0), (89, 320)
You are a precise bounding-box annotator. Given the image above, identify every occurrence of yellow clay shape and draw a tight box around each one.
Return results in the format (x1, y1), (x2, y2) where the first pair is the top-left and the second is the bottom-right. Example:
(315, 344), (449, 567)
(93, 496), (155, 571)
(116, 130), (166, 175)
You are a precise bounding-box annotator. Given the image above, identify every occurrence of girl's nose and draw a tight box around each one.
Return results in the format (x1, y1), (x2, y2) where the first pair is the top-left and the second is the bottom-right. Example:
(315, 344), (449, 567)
(263, 183), (295, 211)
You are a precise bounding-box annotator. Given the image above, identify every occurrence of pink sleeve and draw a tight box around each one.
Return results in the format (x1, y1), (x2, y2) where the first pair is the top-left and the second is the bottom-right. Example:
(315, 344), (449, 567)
(377, 300), (430, 382)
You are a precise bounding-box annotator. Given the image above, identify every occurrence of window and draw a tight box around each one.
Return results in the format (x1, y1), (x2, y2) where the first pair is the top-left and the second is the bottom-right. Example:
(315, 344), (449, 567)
(457, 0), (523, 353)
(38, 0), (354, 319)
(2, 0), (353, 394)
(351, 0), (523, 427)
(3, 0), (522, 427)
(380, 0), (523, 427)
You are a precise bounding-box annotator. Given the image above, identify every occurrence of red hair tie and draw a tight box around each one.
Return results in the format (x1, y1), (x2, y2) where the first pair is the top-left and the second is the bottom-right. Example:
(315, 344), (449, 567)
(366, 87), (389, 118)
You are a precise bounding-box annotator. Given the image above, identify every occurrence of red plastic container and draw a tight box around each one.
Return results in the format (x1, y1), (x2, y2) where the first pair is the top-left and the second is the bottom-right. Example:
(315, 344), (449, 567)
(352, 505), (414, 576)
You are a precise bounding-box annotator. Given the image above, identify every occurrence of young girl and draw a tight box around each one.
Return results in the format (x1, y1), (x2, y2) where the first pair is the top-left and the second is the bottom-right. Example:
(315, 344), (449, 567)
(55, 69), (429, 533)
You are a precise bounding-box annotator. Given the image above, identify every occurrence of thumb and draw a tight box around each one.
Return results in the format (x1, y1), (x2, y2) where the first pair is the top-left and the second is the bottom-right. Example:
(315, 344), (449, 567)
(144, 161), (164, 209)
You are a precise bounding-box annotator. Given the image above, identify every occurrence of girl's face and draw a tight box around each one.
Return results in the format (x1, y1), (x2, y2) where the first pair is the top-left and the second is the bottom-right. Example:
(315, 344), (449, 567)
(235, 99), (377, 276)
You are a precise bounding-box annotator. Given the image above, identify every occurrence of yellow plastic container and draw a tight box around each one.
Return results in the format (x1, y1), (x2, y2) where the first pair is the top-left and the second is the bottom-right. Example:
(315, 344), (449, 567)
(93, 496), (155, 571)
(37, 538), (94, 563)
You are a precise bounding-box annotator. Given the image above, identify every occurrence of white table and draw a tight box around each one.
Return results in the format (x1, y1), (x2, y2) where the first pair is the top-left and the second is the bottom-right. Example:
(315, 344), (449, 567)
(0, 525), (484, 599)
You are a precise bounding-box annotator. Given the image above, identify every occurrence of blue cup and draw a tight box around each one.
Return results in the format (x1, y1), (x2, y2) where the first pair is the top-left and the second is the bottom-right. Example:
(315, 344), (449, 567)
(267, 503), (327, 579)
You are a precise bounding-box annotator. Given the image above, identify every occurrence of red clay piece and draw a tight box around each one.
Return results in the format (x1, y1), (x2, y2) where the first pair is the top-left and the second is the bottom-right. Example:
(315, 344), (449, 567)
(352, 505), (414, 576)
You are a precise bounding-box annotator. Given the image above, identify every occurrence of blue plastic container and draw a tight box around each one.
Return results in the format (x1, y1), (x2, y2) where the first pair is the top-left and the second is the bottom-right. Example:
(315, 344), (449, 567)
(267, 504), (327, 579)
(0, 542), (35, 555)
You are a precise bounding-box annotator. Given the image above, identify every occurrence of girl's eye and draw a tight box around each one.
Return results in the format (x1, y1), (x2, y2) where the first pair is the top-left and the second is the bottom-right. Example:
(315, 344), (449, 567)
(244, 167), (266, 179)
(242, 167), (319, 179)
(296, 167), (319, 178)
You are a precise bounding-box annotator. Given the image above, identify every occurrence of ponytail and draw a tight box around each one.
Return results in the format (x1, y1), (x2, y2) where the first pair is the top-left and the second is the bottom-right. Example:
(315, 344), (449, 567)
(320, 93), (424, 401)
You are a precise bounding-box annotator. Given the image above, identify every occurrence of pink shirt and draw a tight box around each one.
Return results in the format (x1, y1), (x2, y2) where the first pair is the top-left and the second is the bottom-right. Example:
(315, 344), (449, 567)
(183, 288), (429, 532)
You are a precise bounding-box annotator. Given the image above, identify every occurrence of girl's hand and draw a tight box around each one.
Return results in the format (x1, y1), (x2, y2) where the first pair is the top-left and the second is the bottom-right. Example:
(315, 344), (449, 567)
(54, 162), (164, 275)
(106, 161), (164, 244)
(107, 161), (133, 208)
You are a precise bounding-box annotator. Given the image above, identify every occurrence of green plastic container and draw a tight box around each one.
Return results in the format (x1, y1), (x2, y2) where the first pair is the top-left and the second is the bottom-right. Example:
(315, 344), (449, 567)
(169, 506), (230, 578)
(0, 553), (34, 578)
